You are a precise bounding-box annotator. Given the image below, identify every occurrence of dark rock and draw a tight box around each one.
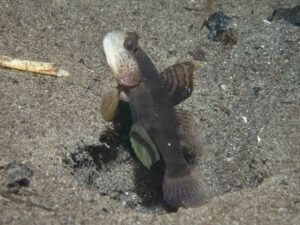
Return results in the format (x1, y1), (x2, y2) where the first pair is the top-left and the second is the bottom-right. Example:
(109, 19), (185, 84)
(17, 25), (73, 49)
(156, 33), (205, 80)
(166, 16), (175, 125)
(4, 162), (34, 188)
(219, 29), (238, 46)
(253, 87), (261, 96)
(268, 5), (300, 26)
(205, 11), (233, 41)
(102, 207), (109, 213)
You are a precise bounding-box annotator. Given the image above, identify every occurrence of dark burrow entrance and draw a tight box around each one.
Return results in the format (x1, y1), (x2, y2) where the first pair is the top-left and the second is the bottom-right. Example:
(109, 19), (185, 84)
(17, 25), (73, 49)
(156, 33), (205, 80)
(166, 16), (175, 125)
(62, 100), (197, 214)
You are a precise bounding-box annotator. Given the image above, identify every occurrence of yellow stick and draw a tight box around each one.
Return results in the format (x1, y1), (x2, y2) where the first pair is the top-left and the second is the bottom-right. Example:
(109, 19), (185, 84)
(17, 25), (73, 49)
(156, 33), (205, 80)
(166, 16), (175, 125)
(0, 55), (70, 77)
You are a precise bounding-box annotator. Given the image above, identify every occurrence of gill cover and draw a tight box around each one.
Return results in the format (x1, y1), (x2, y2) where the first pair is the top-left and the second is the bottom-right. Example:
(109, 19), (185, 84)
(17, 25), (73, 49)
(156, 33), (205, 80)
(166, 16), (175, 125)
(103, 31), (142, 88)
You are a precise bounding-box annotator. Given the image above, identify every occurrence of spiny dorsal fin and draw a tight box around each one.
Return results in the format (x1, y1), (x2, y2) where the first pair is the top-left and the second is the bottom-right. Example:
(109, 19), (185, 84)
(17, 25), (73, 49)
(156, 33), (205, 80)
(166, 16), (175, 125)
(160, 61), (197, 105)
(130, 124), (160, 169)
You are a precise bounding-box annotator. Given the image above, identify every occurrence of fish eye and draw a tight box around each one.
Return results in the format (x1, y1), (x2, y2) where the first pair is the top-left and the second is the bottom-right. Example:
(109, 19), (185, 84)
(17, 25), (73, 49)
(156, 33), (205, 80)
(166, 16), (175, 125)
(124, 32), (138, 51)
(124, 40), (134, 51)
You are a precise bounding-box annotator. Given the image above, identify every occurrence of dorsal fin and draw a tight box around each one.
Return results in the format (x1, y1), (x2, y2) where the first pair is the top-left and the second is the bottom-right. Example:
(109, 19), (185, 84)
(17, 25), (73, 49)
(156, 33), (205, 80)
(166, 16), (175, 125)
(160, 61), (197, 105)
(176, 108), (204, 155)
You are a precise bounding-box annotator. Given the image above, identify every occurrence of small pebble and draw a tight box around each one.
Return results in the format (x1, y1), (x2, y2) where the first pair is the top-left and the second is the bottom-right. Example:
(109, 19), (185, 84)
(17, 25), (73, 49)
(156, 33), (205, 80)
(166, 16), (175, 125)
(279, 207), (288, 213)
(121, 201), (127, 206)
(263, 19), (272, 25)
(241, 115), (248, 124)
(257, 135), (261, 143)
(102, 207), (109, 213)
(226, 157), (233, 162)
(221, 84), (227, 90)
(253, 87), (261, 96)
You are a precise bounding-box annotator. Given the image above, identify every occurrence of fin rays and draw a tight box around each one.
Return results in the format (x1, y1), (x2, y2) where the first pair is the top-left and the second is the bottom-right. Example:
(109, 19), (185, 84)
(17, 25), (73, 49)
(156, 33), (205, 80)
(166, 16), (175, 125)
(160, 61), (196, 105)
(176, 108), (204, 155)
(100, 88), (120, 122)
(130, 124), (160, 169)
(163, 168), (211, 208)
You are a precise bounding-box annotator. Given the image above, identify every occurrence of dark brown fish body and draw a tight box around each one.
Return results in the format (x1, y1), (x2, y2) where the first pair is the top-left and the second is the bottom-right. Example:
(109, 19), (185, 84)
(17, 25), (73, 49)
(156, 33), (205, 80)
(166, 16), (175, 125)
(129, 48), (189, 176)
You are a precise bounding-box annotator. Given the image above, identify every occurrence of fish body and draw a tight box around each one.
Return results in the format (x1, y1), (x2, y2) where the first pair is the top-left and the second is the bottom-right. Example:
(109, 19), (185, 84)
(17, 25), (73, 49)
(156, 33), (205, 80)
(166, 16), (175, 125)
(103, 31), (210, 208)
(129, 47), (189, 176)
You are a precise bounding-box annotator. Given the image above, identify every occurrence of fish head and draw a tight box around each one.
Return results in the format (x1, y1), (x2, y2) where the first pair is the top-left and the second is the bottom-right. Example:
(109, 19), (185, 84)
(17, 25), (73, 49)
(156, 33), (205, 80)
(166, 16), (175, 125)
(103, 31), (142, 88)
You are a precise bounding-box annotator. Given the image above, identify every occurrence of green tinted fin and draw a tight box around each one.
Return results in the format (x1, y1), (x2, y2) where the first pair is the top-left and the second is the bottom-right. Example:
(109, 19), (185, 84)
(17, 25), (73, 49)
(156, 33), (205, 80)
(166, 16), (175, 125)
(160, 61), (197, 105)
(130, 124), (160, 169)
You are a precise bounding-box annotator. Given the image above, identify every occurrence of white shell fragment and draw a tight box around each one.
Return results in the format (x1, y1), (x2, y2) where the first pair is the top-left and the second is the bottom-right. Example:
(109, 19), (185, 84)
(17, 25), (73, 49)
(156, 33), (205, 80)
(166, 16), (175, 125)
(241, 115), (248, 124)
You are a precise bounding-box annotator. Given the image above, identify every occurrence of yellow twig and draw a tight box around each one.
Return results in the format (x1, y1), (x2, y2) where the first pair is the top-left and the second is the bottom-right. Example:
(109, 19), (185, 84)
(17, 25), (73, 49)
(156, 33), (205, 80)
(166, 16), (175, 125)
(0, 55), (70, 77)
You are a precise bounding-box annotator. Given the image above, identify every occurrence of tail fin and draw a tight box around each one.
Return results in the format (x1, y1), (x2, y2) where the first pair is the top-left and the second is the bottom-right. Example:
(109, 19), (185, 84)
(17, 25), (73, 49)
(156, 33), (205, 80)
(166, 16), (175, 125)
(163, 167), (211, 208)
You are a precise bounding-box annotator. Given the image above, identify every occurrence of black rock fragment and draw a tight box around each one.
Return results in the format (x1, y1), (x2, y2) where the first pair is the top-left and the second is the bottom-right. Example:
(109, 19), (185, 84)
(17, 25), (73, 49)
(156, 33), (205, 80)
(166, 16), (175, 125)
(4, 162), (34, 188)
(268, 5), (300, 27)
(205, 11), (233, 41)
(253, 87), (261, 97)
(102, 207), (109, 213)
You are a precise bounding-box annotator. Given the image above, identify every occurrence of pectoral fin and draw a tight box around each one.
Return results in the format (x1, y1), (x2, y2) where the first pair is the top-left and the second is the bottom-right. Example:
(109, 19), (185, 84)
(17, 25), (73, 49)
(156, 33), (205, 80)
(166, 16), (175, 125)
(130, 124), (160, 169)
(100, 88), (120, 122)
(160, 62), (197, 105)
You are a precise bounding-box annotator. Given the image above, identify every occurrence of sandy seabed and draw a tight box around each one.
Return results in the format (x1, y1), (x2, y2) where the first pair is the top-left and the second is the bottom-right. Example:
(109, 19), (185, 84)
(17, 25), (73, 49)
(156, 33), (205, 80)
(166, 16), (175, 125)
(0, 0), (299, 224)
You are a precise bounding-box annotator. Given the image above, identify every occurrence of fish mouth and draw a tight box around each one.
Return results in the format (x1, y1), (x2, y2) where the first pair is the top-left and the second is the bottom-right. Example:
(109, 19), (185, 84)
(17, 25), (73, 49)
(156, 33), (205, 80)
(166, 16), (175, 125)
(103, 31), (141, 88)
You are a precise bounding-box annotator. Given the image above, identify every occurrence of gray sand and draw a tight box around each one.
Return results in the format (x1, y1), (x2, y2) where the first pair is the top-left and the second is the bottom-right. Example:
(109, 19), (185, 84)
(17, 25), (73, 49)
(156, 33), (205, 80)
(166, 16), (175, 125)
(0, 0), (299, 224)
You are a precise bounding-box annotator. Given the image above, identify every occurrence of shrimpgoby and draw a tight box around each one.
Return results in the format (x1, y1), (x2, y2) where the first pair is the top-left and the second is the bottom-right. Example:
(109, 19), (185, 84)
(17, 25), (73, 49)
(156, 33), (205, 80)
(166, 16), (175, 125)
(102, 31), (210, 208)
